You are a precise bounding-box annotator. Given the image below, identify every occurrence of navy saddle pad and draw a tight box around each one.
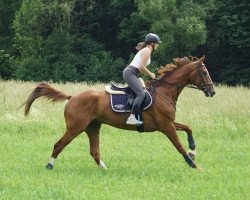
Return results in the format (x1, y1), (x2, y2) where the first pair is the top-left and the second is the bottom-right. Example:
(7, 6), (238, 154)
(110, 90), (153, 113)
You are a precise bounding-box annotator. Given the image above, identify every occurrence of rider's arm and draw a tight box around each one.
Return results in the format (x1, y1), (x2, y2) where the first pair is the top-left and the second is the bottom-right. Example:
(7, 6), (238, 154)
(141, 66), (155, 79)
(139, 49), (156, 79)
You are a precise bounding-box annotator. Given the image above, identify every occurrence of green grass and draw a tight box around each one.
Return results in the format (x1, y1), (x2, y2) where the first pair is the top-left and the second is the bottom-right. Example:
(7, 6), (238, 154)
(0, 81), (249, 200)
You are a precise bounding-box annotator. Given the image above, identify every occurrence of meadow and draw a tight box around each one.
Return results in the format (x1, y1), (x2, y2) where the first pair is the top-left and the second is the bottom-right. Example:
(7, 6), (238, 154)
(0, 80), (249, 200)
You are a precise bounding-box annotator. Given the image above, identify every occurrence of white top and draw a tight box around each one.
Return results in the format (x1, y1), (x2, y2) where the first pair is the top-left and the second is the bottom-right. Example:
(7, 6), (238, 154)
(129, 48), (151, 70)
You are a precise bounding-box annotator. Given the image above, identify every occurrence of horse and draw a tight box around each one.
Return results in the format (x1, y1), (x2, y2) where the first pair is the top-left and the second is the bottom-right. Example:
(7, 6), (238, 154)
(22, 55), (215, 170)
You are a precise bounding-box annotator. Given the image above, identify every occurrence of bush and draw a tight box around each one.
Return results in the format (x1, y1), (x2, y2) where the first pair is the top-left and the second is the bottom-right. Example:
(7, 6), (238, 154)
(14, 56), (48, 81)
(14, 30), (125, 83)
(0, 50), (15, 79)
(83, 52), (125, 83)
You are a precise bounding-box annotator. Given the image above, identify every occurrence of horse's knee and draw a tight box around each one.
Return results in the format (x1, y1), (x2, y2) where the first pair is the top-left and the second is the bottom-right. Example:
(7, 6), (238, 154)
(182, 125), (192, 134)
(187, 127), (192, 134)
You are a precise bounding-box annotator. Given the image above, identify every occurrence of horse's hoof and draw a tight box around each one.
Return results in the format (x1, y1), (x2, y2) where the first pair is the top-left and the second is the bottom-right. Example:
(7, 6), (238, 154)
(46, 163), (54, 170)
(188, 152), (195, 160)
(196, 165), (204, 171)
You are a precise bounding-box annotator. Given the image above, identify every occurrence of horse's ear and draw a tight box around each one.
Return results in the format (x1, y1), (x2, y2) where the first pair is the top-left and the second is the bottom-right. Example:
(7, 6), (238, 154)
(200, 55), (205, 62)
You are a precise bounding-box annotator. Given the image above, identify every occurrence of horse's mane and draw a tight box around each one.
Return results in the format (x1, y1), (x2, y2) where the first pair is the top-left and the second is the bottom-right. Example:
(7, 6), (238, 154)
(157, 56), (198, 77)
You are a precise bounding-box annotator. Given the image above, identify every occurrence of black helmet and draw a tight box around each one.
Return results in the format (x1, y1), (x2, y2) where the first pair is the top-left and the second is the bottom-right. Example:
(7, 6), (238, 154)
(145, 33), (162, 43)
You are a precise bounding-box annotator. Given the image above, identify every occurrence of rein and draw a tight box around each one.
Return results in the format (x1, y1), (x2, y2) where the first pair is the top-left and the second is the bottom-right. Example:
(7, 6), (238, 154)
(186, 85), (200, 90)
(154, 90), (177, 110)
(148, 79), (181, 111)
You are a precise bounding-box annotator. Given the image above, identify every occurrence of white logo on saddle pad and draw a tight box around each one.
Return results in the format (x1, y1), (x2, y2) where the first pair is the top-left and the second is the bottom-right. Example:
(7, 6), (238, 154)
(114, 104), (125, 110)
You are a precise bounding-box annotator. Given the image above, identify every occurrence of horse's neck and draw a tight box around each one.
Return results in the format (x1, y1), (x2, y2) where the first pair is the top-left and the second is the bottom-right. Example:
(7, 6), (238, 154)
(157, 83), (183, 103)
(157, 63), (195, 102)
(171, 63), (194, 82)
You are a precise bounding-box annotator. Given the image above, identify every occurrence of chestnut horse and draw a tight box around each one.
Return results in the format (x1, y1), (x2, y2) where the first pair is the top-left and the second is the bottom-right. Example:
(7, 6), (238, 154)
(23, 55), (215, 170)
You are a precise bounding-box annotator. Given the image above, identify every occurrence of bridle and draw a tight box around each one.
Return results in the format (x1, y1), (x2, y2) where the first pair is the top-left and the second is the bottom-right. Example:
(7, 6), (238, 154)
(153, 61), (213, 92)
(148, 61), (214, 108)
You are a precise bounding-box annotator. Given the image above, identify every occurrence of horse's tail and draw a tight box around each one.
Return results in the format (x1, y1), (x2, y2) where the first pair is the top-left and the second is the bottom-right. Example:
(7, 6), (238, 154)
(22, 82), (72, 116)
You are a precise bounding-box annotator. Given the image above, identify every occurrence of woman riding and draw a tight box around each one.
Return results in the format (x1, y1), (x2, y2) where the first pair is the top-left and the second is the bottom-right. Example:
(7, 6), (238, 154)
(123, 33), (161, 125)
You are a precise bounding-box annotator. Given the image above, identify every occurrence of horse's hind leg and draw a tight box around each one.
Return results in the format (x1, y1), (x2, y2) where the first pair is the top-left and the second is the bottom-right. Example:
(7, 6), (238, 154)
(86, 121), (107, 169)
(46, 115), (91, 169)
(46, 126), (83, 169)
(174, 122), (196, 160)
(45, 90), (101, 170)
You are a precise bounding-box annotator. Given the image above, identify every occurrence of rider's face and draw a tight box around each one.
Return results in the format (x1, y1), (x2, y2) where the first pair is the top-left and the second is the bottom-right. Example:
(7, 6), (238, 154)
(154, 43), (159, 50)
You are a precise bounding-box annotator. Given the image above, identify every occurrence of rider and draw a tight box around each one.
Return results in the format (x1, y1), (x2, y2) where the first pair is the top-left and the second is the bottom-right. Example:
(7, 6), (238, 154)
(123, 33), (161, 125)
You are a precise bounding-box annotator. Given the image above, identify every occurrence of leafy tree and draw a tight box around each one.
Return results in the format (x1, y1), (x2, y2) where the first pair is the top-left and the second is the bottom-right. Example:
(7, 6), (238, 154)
(118, 12), (150, 59)
(0, 50), (15, 79)
(198, 0), (250, 85)
(77, 0), (138, 58)
(0, 0), (22, 79)
(0, 0), (22, 49)
(12, 0), (125, 82)
(1, 0), (249, 85)
(136, 0), (208, 64)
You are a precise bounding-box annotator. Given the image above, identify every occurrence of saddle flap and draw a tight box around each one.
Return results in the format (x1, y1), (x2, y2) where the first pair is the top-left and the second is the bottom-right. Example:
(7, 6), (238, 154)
(110, 90), (153, 113)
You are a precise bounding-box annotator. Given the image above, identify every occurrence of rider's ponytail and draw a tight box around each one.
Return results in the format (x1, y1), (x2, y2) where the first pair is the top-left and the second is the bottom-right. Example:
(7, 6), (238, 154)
(135, 42), (146, 51)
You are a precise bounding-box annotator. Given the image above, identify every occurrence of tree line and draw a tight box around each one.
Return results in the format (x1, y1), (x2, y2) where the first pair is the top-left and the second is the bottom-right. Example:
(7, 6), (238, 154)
(0, 0), (249, 85)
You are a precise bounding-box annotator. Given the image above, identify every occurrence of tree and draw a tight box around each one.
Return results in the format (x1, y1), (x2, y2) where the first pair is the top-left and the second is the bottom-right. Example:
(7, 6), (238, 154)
(0, 0), (22, 50)
(199, 0), (250, 85)
(12, 0), (125, 82)
(76, 0), (138, 58)
(0, 0), (22, 79)
(1, 0), (249, 85)
(136, 0), (208, 65)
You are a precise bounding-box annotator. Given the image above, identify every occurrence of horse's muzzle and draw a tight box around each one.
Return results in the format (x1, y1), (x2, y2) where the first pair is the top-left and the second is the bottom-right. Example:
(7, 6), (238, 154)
(205, 90), (215, 97)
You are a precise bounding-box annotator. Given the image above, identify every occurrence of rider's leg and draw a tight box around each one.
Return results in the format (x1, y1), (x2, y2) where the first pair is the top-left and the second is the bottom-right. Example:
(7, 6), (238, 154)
(123, 66), (145, 124)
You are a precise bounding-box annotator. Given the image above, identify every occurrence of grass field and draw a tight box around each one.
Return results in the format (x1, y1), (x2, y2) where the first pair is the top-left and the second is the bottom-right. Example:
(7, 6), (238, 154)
(0, 81), (249, 200)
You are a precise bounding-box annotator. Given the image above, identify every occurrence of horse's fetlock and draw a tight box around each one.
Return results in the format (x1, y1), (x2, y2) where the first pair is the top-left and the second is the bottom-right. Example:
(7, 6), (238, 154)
(189, 143), (196, 150)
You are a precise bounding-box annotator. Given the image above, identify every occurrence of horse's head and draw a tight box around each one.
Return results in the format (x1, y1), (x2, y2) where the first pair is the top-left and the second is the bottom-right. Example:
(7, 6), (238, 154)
(156, 55), (215, 97)
(187, 56), (215, 97)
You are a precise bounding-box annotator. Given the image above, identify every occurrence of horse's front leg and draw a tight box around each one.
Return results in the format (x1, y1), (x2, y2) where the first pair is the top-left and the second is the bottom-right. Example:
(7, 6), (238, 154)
(174, 122), (196, 160)
(162, 123), (198, 168)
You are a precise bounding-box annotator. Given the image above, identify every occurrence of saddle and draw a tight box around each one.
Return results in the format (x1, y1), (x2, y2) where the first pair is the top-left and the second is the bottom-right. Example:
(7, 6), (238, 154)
(105, 78), (153, 113)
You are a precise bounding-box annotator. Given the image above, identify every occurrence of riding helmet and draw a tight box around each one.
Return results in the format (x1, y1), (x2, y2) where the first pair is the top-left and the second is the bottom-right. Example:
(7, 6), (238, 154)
(145, 33), (162, 43)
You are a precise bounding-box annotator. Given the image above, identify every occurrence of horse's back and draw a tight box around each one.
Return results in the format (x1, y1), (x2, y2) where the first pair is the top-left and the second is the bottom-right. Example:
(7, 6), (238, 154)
(64, 89), (109, 118)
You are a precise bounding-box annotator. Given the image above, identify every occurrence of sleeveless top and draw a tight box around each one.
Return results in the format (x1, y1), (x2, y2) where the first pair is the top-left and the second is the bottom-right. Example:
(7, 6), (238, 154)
(129, 48), (151, 70)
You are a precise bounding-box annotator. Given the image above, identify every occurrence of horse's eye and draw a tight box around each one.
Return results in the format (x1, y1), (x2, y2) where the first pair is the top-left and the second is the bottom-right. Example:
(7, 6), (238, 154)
(203, 71), (207, 75)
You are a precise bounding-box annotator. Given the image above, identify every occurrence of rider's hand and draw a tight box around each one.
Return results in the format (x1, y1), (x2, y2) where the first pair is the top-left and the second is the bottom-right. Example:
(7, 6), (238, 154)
(151, 72), (156, 79)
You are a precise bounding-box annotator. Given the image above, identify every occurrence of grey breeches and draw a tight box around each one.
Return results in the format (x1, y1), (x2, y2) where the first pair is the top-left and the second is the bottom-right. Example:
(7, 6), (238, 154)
(123, 66), (146, 114)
